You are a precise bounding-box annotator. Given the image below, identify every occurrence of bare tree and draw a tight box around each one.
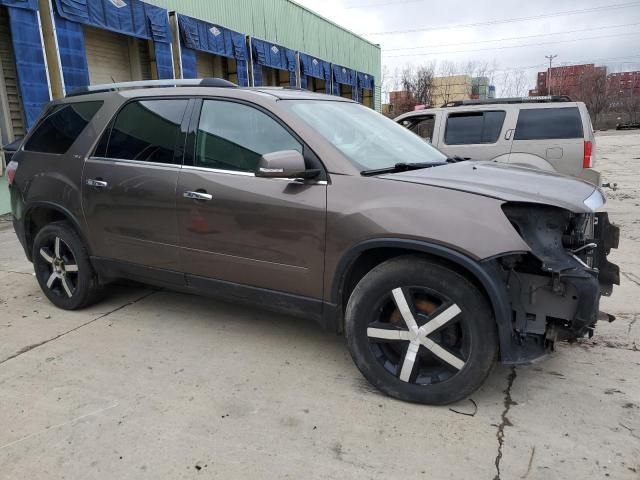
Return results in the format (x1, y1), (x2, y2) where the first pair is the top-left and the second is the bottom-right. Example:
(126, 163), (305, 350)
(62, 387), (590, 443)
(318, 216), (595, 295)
(577, 69), (609, 128)
(619, 93), (640, 124)
(499, 69), (529, 97)
(402, 63), (435, 107)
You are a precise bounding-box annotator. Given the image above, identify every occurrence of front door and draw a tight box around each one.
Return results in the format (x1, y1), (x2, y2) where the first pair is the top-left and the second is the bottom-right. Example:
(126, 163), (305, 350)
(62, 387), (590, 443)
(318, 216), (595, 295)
(177, 99), (327, 299)
(82, 98), (190, 274)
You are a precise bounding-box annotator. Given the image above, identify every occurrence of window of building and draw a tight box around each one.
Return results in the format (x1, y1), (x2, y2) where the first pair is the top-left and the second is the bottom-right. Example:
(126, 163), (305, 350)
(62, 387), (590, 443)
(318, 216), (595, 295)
(444, 111), (506, 145)
(24, 102), (103, 154)
(195, 100), (302, 173)
(514, 107), (583, 140)
(102, 99), (188, 164)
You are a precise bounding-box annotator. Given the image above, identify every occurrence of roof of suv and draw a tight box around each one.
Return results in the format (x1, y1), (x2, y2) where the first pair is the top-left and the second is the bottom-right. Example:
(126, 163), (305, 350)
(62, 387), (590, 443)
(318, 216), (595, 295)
(62, 83), (353, 104)
(396, 99), (584, 121)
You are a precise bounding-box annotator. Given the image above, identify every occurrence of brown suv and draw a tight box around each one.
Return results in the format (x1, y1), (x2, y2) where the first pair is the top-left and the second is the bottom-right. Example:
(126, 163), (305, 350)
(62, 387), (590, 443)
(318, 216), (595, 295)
(7, 79), (620, 405)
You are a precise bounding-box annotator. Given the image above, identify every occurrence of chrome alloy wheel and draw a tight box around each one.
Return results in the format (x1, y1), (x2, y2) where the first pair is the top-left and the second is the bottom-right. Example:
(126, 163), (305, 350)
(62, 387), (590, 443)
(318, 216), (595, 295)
(366, 287), (469, 385)
(38, 236), (79, 298)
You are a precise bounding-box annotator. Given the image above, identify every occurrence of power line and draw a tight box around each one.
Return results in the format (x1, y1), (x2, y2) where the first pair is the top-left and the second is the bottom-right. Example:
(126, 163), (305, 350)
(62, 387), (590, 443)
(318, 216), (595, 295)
(383, 55), (640, 79)
(345, 0), (422, 9)
(361, 1), (640, 35)
(383, 22), (640, 52)
(383, 31), (640, 58)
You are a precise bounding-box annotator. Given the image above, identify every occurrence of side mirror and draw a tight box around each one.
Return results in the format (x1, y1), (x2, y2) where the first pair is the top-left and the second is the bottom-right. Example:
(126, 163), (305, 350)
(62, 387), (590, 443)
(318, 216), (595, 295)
(255, 150), (319, 179)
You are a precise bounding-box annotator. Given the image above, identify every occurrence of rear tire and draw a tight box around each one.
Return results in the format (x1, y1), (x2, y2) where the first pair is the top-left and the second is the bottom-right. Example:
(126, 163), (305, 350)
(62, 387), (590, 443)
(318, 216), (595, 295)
(32, 221), (103, 310)
(345, 256), (498, 405)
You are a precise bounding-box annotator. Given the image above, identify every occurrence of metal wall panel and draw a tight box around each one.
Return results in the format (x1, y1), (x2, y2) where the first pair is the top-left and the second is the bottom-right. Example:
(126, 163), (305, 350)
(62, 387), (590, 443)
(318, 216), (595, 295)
(145, 0), (381, 109)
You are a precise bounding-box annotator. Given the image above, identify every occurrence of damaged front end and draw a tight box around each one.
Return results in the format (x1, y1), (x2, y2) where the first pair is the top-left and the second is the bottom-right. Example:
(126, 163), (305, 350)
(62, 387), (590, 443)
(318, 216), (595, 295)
(497, 201), (620, 361)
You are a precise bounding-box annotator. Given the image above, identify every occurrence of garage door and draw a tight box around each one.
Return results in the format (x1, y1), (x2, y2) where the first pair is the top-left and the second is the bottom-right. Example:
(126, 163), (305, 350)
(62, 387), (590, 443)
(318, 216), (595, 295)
(0, 7), (26, 141)
(196, 51), (214, 78)
(84, 26), (151, 85)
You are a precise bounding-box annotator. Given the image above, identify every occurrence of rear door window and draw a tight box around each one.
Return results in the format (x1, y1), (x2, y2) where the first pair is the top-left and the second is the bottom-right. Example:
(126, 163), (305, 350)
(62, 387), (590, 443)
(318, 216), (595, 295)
(444, 111), (505, 145)
(101, 99), (189, 164)
(514, 107), (583, 140)
(24, 101), (103, 154)
(406, 115), (436, 142)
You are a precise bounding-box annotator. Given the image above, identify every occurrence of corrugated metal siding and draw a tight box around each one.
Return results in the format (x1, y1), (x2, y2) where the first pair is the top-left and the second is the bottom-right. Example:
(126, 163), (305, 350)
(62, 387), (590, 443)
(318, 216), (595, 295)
(0, 7), (26, 139)
(146, 0), (381, 109)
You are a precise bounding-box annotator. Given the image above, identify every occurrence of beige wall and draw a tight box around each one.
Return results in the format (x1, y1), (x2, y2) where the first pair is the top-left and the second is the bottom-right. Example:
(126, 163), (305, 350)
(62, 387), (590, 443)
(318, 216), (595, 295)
(432, 75), (472, 106)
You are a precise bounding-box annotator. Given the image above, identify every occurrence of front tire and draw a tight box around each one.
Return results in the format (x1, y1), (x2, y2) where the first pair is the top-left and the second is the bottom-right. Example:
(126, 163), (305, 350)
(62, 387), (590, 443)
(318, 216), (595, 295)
(345, 256), (498, 405)
(32, 221), (102, 310)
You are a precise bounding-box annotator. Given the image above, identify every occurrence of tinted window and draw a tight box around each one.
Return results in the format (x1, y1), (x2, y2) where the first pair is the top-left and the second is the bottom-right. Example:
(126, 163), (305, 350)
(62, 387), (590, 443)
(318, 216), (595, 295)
(196, 100), (302, 172)
(104, 100), (188, 164)
(445, 111), (505, 145)
(407, 115), (436, 142)
(514, 107), (583, 140)
(25, 101), (103, 154)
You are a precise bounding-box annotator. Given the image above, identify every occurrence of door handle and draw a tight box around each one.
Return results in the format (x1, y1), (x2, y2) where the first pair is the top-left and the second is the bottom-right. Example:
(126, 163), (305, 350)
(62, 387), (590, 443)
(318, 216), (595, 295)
(183, 190), (213, 201)
(505, 129), (514, 141)
(86, 179), (108, 188)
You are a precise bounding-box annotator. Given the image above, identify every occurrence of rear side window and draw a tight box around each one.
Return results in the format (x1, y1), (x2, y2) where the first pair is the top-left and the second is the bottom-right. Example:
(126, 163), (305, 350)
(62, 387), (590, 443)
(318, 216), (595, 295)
(514, 107), (583, 140)
(444, 111), (505, 145)
(102, 99), (188, 164)
(407, 115), (436, 143)
(24, 101), (103, 154)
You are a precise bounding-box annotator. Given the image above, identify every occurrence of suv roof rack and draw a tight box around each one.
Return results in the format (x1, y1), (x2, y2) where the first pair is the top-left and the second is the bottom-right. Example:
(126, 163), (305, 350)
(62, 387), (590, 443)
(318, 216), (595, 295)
(441, 95), (572, 108)
(66, 78), (237, 97)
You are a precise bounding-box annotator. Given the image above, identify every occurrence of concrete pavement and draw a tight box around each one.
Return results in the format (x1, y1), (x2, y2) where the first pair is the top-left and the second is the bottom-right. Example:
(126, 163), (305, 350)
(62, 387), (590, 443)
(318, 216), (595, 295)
(0, 132), (639, 479)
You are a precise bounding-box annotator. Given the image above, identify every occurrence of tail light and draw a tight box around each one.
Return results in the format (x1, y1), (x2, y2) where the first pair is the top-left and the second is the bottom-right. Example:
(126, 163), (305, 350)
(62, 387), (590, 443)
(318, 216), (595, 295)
(5, 160), (18, 186)
(583, 140), (593, 169)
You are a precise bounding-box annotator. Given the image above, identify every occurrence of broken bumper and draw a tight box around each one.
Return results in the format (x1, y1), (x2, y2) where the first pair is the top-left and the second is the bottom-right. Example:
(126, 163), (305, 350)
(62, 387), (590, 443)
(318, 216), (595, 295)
(499, 206), (620, 364)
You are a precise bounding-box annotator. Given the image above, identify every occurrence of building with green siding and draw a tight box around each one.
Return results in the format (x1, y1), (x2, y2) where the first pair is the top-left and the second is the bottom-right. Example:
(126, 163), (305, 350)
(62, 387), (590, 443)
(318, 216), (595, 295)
(0, 0), (380, 214)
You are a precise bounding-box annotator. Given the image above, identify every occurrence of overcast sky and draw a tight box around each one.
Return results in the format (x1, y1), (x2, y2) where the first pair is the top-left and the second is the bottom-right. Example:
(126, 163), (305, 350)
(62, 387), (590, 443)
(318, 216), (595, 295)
(295, 0), (640, 96)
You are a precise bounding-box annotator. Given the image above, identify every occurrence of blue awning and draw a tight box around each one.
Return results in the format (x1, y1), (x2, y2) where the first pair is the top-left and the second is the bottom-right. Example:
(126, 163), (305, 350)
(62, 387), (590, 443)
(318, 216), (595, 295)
(357, 72), (374, 91)
(332, 64), (356, 99)
(177, 13), (246, 60)
(53, 0), (171, 43)
(177, 13), (249, 87)
(0, 0), (37, 10)
(299, 52), (331, 93)
(251, 38), (296, 87)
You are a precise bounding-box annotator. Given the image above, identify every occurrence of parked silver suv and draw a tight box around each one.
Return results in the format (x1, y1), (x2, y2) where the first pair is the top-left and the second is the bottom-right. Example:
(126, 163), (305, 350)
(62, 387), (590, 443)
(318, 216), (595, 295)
(396, 96), (600, 185)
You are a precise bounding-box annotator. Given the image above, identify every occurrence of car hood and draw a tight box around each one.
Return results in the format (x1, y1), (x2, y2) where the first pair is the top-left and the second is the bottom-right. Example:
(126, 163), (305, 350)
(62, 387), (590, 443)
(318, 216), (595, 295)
(379, 161), (599, 213)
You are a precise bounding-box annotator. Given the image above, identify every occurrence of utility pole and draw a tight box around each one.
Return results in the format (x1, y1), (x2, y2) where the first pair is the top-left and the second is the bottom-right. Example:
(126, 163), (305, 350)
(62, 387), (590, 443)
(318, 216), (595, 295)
(545, 54), (558, 96)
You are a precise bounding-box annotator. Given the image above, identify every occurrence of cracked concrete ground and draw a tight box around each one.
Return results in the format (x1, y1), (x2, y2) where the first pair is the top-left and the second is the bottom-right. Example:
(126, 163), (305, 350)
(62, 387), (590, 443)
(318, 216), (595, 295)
(0, 131), (639, 479)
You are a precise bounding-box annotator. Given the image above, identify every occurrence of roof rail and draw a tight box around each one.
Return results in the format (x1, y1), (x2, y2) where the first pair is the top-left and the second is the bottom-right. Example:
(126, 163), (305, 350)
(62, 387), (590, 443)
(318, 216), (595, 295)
(441, 95), (572, 108)
(66, 78), (237, 97)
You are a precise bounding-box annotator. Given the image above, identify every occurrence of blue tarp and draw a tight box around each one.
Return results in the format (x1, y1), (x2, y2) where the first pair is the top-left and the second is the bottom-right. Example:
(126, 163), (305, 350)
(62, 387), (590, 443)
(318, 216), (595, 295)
(53, 0), (173, 93)
(251, 38), (296, 87)
(299, 53), (331, 94)
(332, 64), (357, 99)
(177, 14), (248, 86)
(356, 71), (375, 105)
(53, 0), (170, 43)
(7, 7), (50, 128)
(0, 0), (37, 10)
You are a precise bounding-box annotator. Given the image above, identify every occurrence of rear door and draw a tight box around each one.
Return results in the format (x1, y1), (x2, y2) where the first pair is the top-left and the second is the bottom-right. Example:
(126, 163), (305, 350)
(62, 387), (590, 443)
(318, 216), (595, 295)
(82, 98), (190, 276)
(176, 98), (327, 300)
(439, 109), (512, 161)
(509, 105), (584, 176)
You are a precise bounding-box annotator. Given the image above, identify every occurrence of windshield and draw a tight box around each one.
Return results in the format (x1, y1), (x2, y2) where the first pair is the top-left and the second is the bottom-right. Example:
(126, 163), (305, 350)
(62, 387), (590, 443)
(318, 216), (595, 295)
(283, 101), (447, 171)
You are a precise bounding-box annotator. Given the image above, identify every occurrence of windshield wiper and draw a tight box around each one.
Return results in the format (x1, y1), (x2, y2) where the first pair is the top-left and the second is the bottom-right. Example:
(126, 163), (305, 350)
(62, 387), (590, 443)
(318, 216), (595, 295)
(361, 162), (446, 176)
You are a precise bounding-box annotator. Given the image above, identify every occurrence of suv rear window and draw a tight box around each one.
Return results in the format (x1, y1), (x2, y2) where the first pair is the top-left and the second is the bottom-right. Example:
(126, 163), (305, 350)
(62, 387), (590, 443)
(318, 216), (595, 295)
(444, 111), (505, 145)
(514, 107), (583, 140)
(100, 99), (188, 164)
(24, 101), (103, 154)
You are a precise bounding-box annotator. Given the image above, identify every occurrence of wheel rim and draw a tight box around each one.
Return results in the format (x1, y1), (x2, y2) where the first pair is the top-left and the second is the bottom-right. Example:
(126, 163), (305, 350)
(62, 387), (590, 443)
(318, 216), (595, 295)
(36, 236), (79, 299)
(366, 287), (470, 386)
